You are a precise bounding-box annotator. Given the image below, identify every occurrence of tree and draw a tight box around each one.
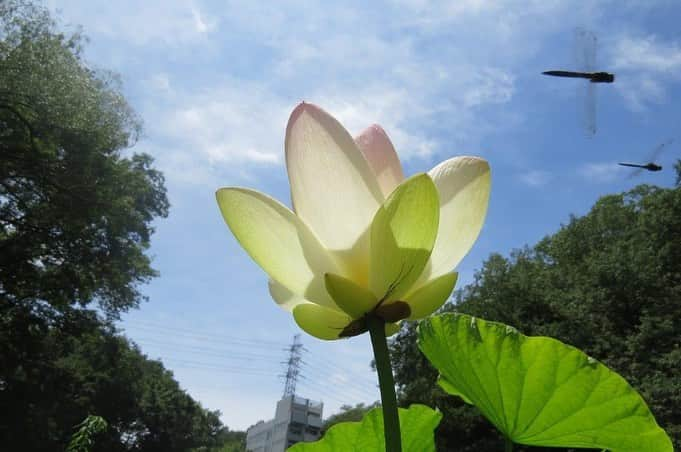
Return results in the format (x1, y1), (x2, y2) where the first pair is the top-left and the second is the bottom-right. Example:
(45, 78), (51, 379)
(0, 306), (224, 452)
(321, 402), (380, 436)
(390, 175), (681, 449)
(66, 415), (108, 452)
(0, 0), (168, 318)
(201, 429), (247, 452)
(0, 4), (231, 451)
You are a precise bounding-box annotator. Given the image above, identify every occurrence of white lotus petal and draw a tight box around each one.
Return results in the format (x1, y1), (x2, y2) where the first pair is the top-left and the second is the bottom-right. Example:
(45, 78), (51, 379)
(268, 279), (307, 312)
(216, 187), (337, 308)
(355, 125), (405, 197)
(423, 157), (490, 280)
(286, 103), (383, 281)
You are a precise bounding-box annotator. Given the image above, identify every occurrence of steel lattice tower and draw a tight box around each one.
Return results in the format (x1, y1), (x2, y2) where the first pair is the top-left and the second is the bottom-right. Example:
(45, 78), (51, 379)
(281, 334), (303, 397)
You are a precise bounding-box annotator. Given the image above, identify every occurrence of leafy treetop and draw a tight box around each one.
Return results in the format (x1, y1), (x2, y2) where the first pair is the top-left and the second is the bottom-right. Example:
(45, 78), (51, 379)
(0, 0), (169, 318)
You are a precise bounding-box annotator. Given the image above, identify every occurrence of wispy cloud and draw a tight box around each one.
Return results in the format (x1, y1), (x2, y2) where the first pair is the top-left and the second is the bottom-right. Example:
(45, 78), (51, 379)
(519, 170), (552, 187)
(578, 162), (626, 183)
(612, 35), (681, 73)
(609, 34), (681, 110)
(55, 0), (620, 188)
(53, 0), (216, 46)
(141, 80), (290, 186)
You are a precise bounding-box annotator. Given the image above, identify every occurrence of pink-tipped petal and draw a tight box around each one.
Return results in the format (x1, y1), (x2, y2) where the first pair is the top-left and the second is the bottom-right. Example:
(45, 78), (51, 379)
(355, 125), (405, 197)
(285, 103), (384, 276)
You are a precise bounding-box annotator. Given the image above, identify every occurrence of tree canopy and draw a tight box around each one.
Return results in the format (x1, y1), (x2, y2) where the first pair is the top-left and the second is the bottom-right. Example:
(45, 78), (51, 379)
(1, 307), (225, 451)
(0, 3), (244, 451)
(0, 0), (168, 318)
(390, 168), (681, 450)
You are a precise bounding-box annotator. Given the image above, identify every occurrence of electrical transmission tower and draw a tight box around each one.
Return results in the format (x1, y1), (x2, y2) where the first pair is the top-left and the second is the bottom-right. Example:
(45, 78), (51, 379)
(281, 334), (304, 397)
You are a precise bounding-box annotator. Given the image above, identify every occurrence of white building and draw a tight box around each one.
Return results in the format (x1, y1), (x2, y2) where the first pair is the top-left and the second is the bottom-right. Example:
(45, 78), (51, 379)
(246, 395), (323, 452)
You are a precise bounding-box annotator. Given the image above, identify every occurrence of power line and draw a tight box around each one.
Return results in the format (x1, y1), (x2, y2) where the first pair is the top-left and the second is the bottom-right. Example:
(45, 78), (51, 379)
(302, 357), (377, 387)
(297, 373), (377, 402)
(299, 363), (377, 399)
(120, 319), (382, 403)
(130, 335), (378, 395)
(297, 378), (378, 406)
(134, 337), (282, 360)
(301, 351), (377, 387)
(121, 320), (281, 347)
(163, 358), (279, 376)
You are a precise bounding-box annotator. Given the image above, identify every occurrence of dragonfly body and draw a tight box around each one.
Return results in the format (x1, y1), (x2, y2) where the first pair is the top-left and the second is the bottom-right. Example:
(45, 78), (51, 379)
(618, 162), (663, 172)
(542, 70), (615, 83)
(619, 140), (672, 176)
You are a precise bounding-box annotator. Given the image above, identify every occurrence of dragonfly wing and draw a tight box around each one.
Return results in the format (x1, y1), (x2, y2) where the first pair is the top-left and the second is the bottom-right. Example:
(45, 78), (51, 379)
(575, 27), (598, 136)
(628, 167), (644, 179)
(580, 81), (597, 136)
(646, 138), (674, 162)
(574, 27), (596, 72)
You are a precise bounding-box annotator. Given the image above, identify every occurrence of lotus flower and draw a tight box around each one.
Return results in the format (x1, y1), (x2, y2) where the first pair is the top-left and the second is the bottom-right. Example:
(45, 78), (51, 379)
(216, 103), (490, 340)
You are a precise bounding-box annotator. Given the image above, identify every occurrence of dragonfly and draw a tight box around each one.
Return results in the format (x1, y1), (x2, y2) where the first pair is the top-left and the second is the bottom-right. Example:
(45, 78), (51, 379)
(618, 139), (673, 177)
(542, 71), (614, 83)
(618, 162), (662, 172)
(542, 28), (614, 136)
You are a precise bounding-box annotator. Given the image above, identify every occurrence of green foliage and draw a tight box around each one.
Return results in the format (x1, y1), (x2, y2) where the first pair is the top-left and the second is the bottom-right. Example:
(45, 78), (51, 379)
(212, 428), (247, 451)
(0, 4), (236, 452)
(289, 405), (441, 452)
(0, 0), (168, 318)
(419, 313), (672, 451)
(321, 402), (380, 436)
(66, 415), (108, 452)
(391, 320), (504, 451)
(391, 178), (681, 449)
(0, 305), (225, 452)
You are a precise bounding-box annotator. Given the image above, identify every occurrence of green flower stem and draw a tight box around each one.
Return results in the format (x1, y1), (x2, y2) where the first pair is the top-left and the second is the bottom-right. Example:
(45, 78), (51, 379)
(368, 314), (402, 452)
(505, 437), (513, 452)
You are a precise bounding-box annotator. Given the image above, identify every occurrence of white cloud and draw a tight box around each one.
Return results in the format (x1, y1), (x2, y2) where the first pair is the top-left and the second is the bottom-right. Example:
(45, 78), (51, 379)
(141, 81), (291, 187)
(52, 0), (216, 46)
(615, 78), (665, 112)
(612, 35), (681, 73)
(462, 68), (515, 108)
(191, 5), (215, 34)
(60, 0), (621, 189)
(519, 170), (552, 187)
(146, 73), (172, 93)
(609, 34), (681, 110)
(578, 162), (627, 183)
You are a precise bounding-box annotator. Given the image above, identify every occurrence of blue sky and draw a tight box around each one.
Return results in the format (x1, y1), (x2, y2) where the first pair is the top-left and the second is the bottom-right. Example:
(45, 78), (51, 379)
(49, 0), (681, 431)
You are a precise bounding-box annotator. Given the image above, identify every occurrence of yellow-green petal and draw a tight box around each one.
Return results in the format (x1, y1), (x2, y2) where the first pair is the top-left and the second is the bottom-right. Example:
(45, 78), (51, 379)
(324, 273), (378, 318)
(404, 272), (458, 320)
(370, 173), (439, 301)
(216, 187), (337, 308)
(292, 303), (353, 341)
(385, 322), (401, 337)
